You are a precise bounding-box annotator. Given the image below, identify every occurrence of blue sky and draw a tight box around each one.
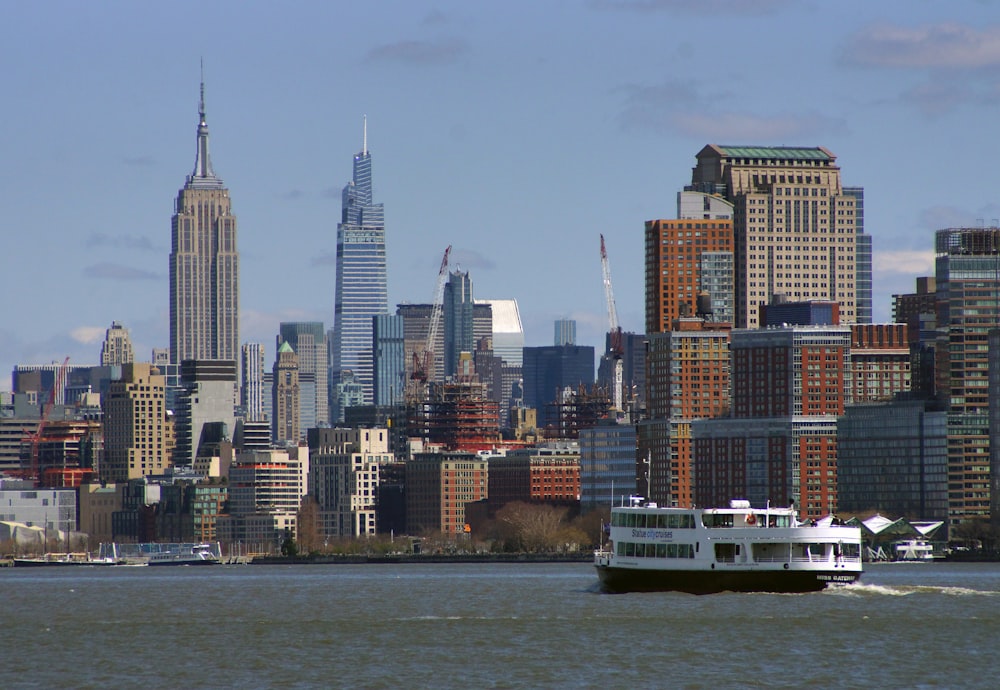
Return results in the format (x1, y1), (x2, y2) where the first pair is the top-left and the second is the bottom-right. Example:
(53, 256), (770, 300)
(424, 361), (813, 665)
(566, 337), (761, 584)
(3, 1), (1000, 389)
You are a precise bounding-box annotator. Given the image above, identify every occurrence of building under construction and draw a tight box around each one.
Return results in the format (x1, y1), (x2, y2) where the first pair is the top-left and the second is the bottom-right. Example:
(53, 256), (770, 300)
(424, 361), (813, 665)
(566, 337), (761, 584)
(407, 381), (501, 453)
(544, 385), (611, 439)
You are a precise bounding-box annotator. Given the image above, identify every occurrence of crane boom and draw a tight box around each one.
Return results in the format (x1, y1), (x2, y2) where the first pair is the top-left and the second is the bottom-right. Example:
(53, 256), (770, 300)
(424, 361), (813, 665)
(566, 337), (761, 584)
(412, 246), (451, 383)
(599, 235), (624, 413)
(600, 234), (620, 334)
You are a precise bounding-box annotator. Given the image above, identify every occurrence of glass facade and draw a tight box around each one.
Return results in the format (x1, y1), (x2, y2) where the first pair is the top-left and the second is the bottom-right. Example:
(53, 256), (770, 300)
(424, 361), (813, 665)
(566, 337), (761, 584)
(580, 421), (637, 513)
(330, 126), (388, 421)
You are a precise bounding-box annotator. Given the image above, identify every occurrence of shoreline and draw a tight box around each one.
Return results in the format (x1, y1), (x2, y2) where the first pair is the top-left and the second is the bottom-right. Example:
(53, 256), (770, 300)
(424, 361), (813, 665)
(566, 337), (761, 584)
(248, 552), (594, 566)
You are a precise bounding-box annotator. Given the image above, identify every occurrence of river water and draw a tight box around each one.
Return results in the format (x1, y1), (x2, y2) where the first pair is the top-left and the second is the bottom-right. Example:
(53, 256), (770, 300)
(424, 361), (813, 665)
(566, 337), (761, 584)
(2, 561), (998, 689)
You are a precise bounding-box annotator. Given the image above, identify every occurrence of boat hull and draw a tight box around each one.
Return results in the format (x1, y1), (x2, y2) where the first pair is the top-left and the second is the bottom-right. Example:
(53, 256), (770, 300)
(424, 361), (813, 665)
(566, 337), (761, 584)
(595, 565), (859, 594)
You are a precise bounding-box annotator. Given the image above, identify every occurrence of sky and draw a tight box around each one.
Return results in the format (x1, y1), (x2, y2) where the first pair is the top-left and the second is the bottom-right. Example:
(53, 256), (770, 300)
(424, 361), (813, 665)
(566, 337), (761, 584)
(3, 1), (1000, 389)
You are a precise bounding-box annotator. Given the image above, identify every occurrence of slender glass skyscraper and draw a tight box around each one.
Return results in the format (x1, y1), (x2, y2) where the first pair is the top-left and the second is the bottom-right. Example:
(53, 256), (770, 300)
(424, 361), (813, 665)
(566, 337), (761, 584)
(330, 118), (388, 421)
(169, 76), (239, 366)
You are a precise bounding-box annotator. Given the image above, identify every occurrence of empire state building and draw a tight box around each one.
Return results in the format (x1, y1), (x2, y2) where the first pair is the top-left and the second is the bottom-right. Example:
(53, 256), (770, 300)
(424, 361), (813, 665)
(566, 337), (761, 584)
(169, 78), (239, 365)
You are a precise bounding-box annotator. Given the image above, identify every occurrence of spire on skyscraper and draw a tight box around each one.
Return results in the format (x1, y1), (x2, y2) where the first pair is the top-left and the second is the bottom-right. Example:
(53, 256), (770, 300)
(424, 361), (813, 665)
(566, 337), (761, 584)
(362, 114), (368, 156)
(190, 60), (220, 186)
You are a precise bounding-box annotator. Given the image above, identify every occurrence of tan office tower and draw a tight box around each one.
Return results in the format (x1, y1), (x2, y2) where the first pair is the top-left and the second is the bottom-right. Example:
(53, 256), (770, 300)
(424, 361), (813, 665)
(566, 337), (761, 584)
(169, 76), (239, 365)
(99, 321), (135, 366)
(100, 363), (168, 482)
(689, 145), (856, 328)
(272, 342), (300, 444)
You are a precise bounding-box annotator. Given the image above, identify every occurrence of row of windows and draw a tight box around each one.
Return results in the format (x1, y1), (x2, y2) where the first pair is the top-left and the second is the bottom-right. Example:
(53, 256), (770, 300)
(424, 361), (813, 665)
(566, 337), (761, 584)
(611, 512), (696, 528)
(617, 542), (696, 559)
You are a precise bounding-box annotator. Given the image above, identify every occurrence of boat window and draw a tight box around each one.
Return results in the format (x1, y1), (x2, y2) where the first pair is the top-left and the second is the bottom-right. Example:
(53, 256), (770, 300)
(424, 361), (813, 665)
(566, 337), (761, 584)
(667, 514), (679, 529)
(678, 544), (695, 559)
(841, 543), (860, 559)
(617, 542), (626, 556)
(625, 542), (636, 557)
(637, 514), (648, 528)
(657, 514), (670, 528)
(714, 543), (738, 562)
(645, 544), (657, 558)
(656, 543), (667, 558)
(703, 513), (734, 528)
(667, 543), (678, 558)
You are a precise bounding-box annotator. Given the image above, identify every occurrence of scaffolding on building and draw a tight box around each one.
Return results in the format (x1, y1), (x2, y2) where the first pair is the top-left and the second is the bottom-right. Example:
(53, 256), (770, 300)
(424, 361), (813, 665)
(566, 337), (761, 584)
(544, 385), (612, 439)
(406, 381), (501, 452)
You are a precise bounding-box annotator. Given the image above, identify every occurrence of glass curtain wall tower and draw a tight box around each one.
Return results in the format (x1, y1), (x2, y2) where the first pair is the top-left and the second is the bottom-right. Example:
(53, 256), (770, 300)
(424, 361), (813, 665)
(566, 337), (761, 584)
(169, 75), (239, 366)
(330, 117), (387, 422)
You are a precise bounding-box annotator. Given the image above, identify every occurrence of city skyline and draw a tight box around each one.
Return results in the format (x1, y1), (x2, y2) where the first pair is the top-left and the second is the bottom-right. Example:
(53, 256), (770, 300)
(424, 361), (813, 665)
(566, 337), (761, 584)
(4, 3), (1000, 387)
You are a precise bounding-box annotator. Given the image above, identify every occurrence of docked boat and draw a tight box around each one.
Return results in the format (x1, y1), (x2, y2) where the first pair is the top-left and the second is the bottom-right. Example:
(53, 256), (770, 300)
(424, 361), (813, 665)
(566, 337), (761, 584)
(12, 552), (95, 567)
(147, 543), (222, 566)
(594, 498), (862, 594)
(893, 538), (940, 562)
(97, 542), (222, 566)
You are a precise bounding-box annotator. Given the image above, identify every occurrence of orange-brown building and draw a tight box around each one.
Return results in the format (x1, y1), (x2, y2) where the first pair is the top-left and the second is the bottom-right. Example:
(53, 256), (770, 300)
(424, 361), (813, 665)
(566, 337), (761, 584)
(849, 323), (910, 403)
(486, 443), (580, 508)
(405, 450), (488, 534)
(645, 216), (734, 333)
(640, 318), (731, 508)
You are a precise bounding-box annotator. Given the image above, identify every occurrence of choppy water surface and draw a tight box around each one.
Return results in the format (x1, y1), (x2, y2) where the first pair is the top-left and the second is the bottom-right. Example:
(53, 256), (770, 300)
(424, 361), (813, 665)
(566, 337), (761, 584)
(2, 561), (999, 689)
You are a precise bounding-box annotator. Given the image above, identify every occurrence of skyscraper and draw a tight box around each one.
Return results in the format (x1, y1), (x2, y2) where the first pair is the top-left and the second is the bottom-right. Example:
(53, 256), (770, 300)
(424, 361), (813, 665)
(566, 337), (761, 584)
(934, 228), (1000, 523)
(240, 343), (265, 422)
(100, 321), (135, 366)
(443, 270), (475, 378)
(278, 322), (328, 426)
(330, 118), (388, 422)
(272, 342), (300, 445)
(688, 145), (858, 328)
(169, 76), (239, 366)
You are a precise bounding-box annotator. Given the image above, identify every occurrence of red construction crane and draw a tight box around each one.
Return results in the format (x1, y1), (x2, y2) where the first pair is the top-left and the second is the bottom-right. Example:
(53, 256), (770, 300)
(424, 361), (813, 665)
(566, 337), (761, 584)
(600, 235), (624, 412)
(412, 246), (451, 383)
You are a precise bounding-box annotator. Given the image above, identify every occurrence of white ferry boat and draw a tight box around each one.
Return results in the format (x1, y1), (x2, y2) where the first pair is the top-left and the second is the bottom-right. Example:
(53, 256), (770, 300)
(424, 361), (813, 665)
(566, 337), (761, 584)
(97, 542), (222, 566)
(594, 498), (862, 594)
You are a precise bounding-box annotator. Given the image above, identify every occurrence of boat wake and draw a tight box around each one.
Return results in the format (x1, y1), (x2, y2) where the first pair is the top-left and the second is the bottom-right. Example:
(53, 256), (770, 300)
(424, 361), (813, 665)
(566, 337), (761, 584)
(824, 582), (1000, 597)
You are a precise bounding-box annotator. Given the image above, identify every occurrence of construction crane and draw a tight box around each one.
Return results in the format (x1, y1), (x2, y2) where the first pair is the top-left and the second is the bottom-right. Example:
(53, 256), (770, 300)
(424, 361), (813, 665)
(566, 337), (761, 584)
(600, 234), (624, 413)
(411, 246), (452, 384)
(23, 356), (71, 483)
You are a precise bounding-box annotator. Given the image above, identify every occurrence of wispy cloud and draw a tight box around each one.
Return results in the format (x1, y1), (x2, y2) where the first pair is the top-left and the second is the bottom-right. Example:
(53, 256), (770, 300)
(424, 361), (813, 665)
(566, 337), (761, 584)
(450, 248), (496, 272)
(86, 232), (158, 252)
(873, 249), (935, 276)
(365, 38), (468, 65)
(70, 326), (106, 345)
(918, 204), (1000, 231)
(83, 262), (161, 281)
(422, 10), (449, 26)
(282, 189), (303, 200)
(616, 80), (844, 140)
(592, 0), (790, 14)
(671, 112), (846, 141)
(845, 23), (1000, 69)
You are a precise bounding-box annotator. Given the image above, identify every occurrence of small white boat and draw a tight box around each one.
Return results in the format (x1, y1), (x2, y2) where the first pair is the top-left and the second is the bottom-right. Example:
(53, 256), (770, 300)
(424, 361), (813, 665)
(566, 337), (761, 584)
(594, 498), (863, 594)
(893, 538), (939, 562)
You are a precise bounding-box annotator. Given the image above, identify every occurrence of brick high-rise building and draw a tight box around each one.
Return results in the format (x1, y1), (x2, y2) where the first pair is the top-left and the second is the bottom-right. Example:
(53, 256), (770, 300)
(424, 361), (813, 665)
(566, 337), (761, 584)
(405, 450), (487, 534)
(641, 319), (731, 508)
